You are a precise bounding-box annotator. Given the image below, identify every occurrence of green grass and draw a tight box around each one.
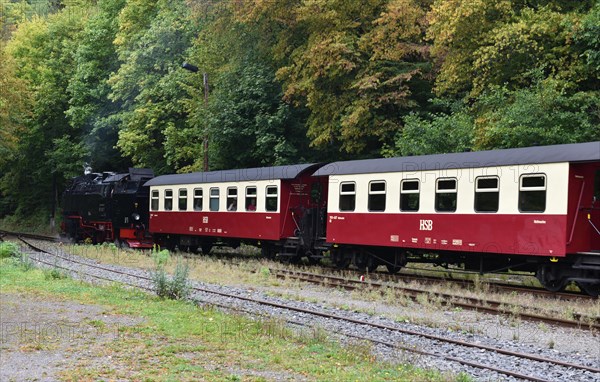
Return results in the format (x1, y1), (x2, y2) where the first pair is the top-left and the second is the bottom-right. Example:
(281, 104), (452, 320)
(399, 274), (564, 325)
(0, 258), (466, 382)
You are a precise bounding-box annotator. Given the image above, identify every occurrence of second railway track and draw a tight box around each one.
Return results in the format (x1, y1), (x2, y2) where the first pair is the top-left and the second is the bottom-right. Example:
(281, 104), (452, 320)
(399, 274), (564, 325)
(271, 268), (600, 331)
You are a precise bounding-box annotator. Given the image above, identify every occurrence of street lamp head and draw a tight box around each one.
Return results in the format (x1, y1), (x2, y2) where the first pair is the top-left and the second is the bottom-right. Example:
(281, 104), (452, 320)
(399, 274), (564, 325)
(182, 62), (199, 73)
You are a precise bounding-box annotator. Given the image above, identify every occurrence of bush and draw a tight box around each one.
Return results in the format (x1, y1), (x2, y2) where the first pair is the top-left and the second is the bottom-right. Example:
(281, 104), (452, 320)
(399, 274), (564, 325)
(44, 264), (69, 280)
(0, 242), (20, 258)
(152, 260), (191, 300)
(152, 248), (171, 266)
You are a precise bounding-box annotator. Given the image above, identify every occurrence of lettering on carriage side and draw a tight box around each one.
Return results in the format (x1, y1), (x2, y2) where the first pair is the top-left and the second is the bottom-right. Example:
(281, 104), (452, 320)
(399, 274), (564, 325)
(533, 220), (546, 224)
(390, 235), (399, 242)
(419, 219), (433, 231)
(202, 216), (208, 224)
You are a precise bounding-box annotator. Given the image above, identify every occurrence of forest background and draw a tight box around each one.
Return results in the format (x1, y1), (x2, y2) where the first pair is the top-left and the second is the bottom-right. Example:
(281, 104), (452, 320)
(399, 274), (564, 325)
(0, 0), (598, 224)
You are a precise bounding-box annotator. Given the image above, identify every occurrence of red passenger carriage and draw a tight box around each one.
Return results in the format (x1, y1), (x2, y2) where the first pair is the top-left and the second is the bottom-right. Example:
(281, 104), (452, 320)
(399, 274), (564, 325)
(314, 142), (600, 295)
(145, 164), (329, 260)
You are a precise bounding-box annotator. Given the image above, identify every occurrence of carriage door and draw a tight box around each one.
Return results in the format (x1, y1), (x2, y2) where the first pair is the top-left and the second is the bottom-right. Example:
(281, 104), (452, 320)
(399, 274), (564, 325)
(591, 169), (600, 251)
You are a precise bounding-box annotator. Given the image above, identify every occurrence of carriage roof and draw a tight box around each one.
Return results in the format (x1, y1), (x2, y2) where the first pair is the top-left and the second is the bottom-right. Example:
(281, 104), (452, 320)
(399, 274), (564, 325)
(313, 141), (600, 176)
(145, 163), (322, 187)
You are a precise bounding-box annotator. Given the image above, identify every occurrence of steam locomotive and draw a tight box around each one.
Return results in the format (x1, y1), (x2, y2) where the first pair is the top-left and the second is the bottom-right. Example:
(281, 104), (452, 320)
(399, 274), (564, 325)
(61, 168), (154, 248)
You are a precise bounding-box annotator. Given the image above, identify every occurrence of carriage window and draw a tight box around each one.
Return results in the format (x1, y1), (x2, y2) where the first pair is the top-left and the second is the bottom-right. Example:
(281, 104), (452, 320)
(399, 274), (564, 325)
(475, 176), (499, 212)
(266, 186), (278, 211)
(164, 189), (173, 211)
(246, 187), (257, 211)
(193, 188), (203, 211)
(400, 179), (419, 211)
(178, 189), (188, 211)
(209, 188), (220, 211)
(519, 174), (546, 212)
(436, 178), (457, 212)
(368, 181), (386, 211)
(339, 182), (356, 211)
(227, 187), (237, 211)
(151, 190), (159, 211)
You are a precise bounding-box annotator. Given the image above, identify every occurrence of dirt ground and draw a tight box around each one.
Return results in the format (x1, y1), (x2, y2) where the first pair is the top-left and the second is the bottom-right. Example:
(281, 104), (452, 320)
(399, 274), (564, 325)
(0, 292), (143, 382)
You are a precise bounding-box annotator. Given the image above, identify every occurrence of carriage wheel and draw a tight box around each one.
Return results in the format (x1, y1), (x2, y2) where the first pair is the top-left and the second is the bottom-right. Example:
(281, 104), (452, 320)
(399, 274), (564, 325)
(577, 282), (600, 298)
(201, 243), (213, 255)
(386, 264), (402, 274)
(536, 265), (567, 292)
(353, 250), (374, 272)
(330, 249), (350, 269)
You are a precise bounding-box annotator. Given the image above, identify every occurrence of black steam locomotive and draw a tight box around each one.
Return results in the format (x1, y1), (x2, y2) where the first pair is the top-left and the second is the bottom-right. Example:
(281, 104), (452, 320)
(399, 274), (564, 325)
(61, 168), (154, 248)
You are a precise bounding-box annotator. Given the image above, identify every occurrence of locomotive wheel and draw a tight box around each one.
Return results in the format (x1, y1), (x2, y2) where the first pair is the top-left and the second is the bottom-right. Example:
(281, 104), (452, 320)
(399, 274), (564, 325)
(536, 265), (567, 292)
(577, 282), (600, 298)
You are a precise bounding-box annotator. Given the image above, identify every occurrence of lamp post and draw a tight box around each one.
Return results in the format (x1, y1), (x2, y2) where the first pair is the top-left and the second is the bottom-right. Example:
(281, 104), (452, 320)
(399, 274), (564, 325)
(182, 62), (209, 172)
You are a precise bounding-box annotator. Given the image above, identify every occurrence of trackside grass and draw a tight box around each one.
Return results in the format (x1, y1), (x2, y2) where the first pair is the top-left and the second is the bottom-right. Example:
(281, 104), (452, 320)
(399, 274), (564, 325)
(0, 258), (467, 381)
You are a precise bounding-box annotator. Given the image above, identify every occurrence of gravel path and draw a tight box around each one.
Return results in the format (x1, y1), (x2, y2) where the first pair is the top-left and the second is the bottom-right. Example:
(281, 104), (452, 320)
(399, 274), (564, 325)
(0, 293), (143, 382)
(16, 247), (600, 381)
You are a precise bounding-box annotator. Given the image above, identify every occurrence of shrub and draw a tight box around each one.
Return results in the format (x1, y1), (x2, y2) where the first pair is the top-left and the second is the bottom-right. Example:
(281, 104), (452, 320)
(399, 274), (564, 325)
(152, 260), (191, 300)
(0, 242), (20, 258)
(152, 248), (171, 266)
(44, 265), (69, 280)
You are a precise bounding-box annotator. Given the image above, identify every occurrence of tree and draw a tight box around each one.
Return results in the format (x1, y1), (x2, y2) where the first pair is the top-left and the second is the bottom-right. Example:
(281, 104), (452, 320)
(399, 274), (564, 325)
(238, 0), (433, 156)
(473, 76), (600, 148)
(427, 0), (597, 97)
(168, 3), (318, 172)
(109, 0), (196, 173)
(392, 107), (474, 156)
(66, 0), (128, 171)
(3, 6), (89, 217)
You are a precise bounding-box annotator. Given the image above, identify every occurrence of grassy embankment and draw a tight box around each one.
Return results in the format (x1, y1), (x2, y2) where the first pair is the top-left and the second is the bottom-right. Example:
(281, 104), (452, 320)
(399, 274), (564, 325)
(0, 243), (466, 382)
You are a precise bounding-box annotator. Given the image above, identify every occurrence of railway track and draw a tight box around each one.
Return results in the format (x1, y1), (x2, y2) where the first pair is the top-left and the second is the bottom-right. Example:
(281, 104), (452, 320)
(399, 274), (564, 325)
(1, 229), (593, 299)
(7, 235), (600, 382)
(270, 268), (600, 331)
(1, 229), (597, 327)
(364, 267), (593, 301)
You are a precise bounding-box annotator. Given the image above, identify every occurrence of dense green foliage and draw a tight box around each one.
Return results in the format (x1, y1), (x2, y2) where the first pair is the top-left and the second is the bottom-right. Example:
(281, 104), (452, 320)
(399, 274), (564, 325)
(0, 0), (598, 221)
